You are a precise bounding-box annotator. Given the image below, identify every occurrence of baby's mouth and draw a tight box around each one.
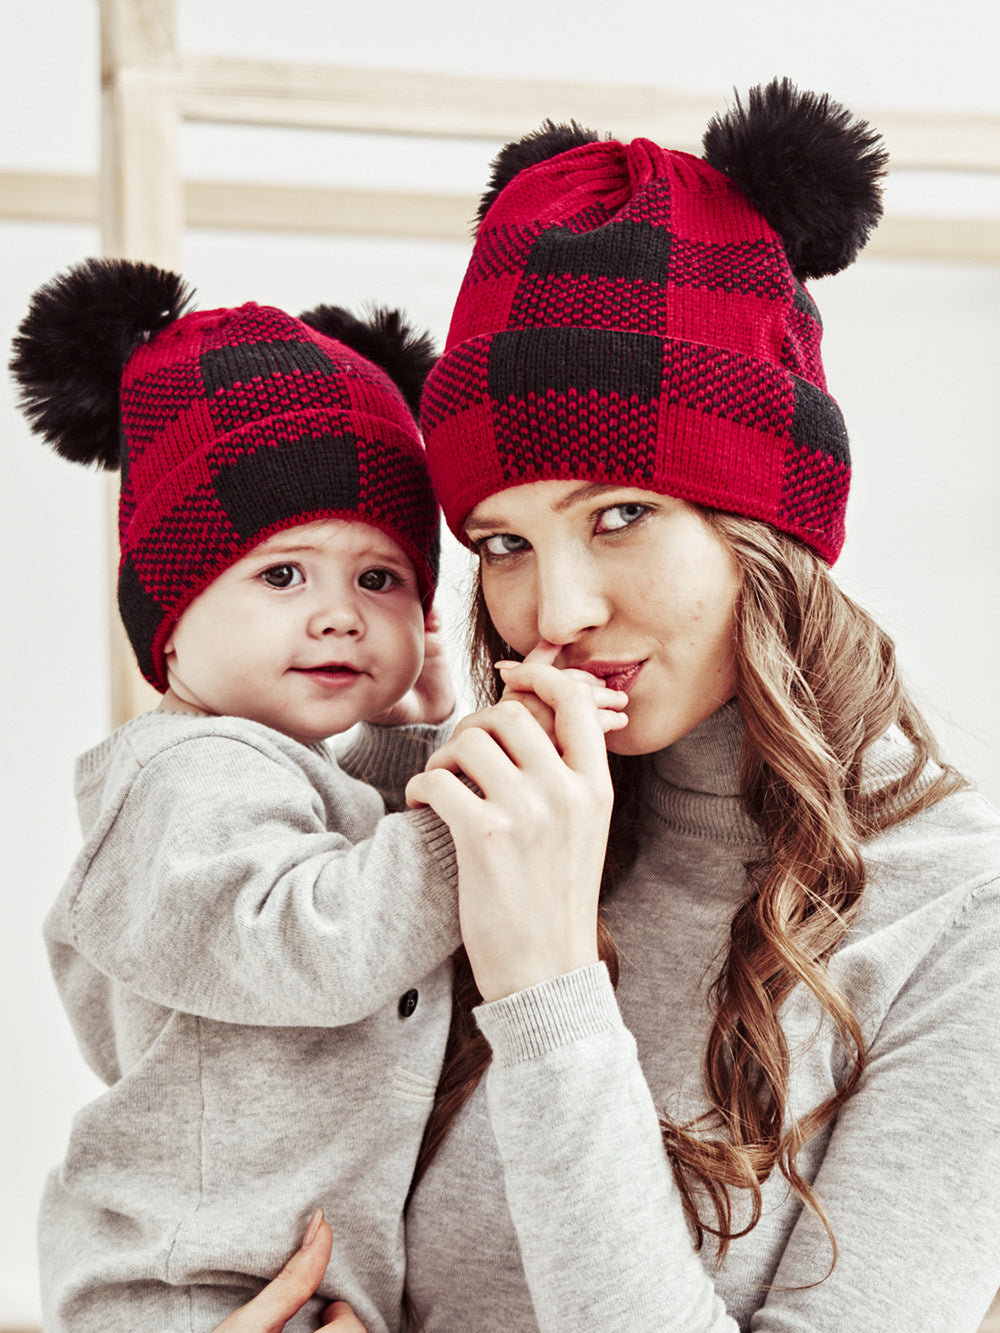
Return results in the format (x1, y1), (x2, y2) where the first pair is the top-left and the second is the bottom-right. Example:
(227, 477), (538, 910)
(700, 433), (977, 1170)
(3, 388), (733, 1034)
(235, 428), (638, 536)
(294, 663), (363, 680)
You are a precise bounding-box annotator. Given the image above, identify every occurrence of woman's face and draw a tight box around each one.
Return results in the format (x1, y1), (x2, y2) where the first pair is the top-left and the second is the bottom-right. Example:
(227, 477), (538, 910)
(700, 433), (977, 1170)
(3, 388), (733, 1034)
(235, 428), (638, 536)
(464, 480), (740, 756)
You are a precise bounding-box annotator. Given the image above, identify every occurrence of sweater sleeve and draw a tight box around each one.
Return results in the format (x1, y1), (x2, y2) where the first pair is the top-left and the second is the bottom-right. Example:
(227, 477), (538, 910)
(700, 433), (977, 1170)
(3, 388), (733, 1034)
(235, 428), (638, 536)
(337, 719), (454, 813)
(475, 888), (1000, 1333)
(475, 965), (737, 1333)
(748, 882), (1000, 1332)
(57, 732), (459, 1026)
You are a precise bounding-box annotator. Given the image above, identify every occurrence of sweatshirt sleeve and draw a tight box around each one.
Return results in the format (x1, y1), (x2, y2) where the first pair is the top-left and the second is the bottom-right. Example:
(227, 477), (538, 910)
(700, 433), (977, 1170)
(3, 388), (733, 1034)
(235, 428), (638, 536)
(475, 890), (1000, 1333)
(56, 732), (459, 1027)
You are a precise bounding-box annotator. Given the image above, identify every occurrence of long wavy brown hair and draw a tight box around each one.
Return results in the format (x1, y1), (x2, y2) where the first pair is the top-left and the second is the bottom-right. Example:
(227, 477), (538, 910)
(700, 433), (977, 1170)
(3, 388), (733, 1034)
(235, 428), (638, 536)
(407, 508), (964, 1267)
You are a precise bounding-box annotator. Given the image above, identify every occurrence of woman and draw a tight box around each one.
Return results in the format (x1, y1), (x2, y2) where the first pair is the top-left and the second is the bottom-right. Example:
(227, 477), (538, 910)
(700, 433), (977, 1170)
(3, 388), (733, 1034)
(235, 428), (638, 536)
(218, 80), (1000, 1331)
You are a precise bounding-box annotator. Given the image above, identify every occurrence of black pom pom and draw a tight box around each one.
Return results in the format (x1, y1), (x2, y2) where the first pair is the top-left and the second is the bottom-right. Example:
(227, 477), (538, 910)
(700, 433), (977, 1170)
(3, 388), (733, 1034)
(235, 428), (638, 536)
(702, 78), (888, 280)
(299, 304), (437, 416)
(9, 258), (192, 470)
(476, 119), (602, 230)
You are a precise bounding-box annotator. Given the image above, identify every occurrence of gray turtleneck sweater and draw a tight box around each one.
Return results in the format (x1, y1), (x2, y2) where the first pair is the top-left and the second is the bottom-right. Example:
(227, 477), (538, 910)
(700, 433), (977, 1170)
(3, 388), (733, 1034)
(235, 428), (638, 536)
(405, 704), (1000, 1331)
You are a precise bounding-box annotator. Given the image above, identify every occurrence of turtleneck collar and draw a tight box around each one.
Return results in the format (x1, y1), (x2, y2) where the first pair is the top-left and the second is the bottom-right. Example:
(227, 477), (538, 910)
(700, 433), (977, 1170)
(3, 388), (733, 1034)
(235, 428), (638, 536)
(649, 699), (745, 797)
(636, 701), (938, 848)
(637, 701), (761, 846)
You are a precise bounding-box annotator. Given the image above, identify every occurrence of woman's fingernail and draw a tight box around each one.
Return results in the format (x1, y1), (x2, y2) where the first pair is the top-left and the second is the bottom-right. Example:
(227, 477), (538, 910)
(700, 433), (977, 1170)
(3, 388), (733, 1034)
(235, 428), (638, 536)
(303, 1209), (323, 1248)
(494, 660), (519, 670)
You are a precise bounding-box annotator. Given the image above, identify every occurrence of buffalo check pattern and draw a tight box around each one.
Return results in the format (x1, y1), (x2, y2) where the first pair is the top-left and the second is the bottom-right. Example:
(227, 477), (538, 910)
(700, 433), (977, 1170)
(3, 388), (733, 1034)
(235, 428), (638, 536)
(116, 304), (439, 689)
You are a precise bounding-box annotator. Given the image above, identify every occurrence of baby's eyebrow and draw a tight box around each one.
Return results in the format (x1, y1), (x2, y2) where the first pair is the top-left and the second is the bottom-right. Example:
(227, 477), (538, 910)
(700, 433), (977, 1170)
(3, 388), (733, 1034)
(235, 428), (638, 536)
(254, 542), (319, 557)
(253, 537), (407, 565)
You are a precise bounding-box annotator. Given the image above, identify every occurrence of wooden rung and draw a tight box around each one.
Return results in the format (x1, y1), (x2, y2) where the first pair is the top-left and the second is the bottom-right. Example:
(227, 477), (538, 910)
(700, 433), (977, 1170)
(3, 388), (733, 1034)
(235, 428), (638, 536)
(175, 57), (1000, 175)
(4, 171), (999, 263)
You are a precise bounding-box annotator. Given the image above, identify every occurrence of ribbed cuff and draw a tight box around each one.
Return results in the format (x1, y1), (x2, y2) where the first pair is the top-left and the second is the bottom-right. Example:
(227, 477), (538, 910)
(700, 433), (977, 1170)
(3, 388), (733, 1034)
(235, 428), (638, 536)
(409, 804), (458, 890)
(338, 718), (452, 786)
(474, 963), (622, 1067)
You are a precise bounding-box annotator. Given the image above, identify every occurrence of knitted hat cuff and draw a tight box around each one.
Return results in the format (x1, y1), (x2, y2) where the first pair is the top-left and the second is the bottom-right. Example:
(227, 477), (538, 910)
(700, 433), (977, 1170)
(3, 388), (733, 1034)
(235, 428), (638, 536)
(122, 408), (432, 562)
(134, 505), (436, 692)
(424, 327), (848, 563)
(119, 402), (437, 689)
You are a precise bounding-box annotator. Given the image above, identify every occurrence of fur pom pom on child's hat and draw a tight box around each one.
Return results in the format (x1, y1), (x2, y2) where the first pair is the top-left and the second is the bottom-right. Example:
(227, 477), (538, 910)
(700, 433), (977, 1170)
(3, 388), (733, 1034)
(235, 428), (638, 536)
(10, 259), (440, 690)
(421, 78), (887, 564)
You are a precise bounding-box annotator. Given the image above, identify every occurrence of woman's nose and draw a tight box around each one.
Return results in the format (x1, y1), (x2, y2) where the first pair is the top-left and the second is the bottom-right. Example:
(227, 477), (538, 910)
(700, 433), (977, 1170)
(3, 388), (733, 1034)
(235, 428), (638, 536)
(534, 555), (609, 645)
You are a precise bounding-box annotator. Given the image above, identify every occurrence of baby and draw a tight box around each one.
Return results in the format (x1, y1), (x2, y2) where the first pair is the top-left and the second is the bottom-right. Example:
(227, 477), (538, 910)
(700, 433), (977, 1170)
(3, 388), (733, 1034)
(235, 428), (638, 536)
(11, 260), (461, 1333)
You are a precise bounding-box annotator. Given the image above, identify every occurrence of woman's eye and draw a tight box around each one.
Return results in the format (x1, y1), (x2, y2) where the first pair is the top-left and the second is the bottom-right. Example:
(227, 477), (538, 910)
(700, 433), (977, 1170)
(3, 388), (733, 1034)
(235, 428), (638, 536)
(597, 503), (649, 533)
(358, 567), (398, 592)
(479, 533), (530, 557)
(260, 564), (304, 589)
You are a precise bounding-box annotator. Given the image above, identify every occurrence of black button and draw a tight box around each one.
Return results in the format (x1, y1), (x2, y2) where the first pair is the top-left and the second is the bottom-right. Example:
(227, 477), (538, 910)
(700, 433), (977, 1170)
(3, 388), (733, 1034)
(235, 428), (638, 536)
(398, 988), (419, 1018)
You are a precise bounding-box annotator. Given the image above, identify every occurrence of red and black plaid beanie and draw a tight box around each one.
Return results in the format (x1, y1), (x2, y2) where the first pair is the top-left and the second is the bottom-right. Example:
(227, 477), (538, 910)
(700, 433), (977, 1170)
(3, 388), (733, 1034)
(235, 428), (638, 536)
(422, 79), (887, 564)
(10, 259), (440, 690)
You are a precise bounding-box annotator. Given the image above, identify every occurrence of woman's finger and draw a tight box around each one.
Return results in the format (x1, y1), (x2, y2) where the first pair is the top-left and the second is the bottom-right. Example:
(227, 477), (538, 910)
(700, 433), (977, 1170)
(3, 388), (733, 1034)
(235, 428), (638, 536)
(211, 1212), (332, 1333)
(409, 725), (531, 813)
(499, 667), (628, 734)
(496, 685), (558, 738)
(422, 701), (565, 787)
(319, 1300), (370, 1330)
(493, 664), (617, 774)
(406, 765), (489, 818)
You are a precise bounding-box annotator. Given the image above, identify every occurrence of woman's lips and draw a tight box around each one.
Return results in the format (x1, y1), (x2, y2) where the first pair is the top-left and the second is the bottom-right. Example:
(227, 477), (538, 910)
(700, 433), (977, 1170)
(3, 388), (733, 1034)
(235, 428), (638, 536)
(577, 661), (645, 693)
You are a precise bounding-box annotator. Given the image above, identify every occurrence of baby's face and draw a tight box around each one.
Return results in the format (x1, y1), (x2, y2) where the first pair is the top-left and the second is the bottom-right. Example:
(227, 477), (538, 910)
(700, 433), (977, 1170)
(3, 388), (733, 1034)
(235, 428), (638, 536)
(160, 519), (424, 744)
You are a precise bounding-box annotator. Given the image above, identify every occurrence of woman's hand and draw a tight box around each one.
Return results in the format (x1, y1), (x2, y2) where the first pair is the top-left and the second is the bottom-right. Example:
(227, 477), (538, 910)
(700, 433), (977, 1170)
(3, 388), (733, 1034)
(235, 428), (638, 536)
(405, 662), (615, 1002)
(211, 1212), (368, 1332)
(367, 608), (455, 727)
(488, 640), (628, 745)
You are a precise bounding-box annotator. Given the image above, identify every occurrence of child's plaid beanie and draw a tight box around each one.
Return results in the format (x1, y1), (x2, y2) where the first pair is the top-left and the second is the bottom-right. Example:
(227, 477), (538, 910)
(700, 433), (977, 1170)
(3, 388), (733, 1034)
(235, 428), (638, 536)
(11, 262), (440, 689)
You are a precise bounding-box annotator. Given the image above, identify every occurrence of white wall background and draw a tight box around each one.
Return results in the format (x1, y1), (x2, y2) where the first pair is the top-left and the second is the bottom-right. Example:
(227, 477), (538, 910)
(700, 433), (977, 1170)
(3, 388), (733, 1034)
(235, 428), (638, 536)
(2, 0), (999, 1323)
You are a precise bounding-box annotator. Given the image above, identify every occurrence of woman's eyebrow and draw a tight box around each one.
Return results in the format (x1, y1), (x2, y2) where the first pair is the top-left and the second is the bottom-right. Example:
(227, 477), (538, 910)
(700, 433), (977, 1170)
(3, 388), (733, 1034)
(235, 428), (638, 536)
(552, 482), (628, 512)
(465, 483), (629, 533)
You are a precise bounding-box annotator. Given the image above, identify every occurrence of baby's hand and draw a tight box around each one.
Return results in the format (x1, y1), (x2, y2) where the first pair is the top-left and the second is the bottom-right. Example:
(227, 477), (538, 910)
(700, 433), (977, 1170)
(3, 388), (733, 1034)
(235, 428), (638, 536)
(493, 640), (628, 747)
(367, 608), (455, 728)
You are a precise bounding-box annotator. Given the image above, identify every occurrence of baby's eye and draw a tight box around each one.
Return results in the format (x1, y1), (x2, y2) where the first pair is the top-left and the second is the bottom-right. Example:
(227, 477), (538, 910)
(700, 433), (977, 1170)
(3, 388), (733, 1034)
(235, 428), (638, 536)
(478, 533), (530, 557)
(596, 503), (649, 533)
(358, 567), (398, 592)
(260, 564), (304, 589)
